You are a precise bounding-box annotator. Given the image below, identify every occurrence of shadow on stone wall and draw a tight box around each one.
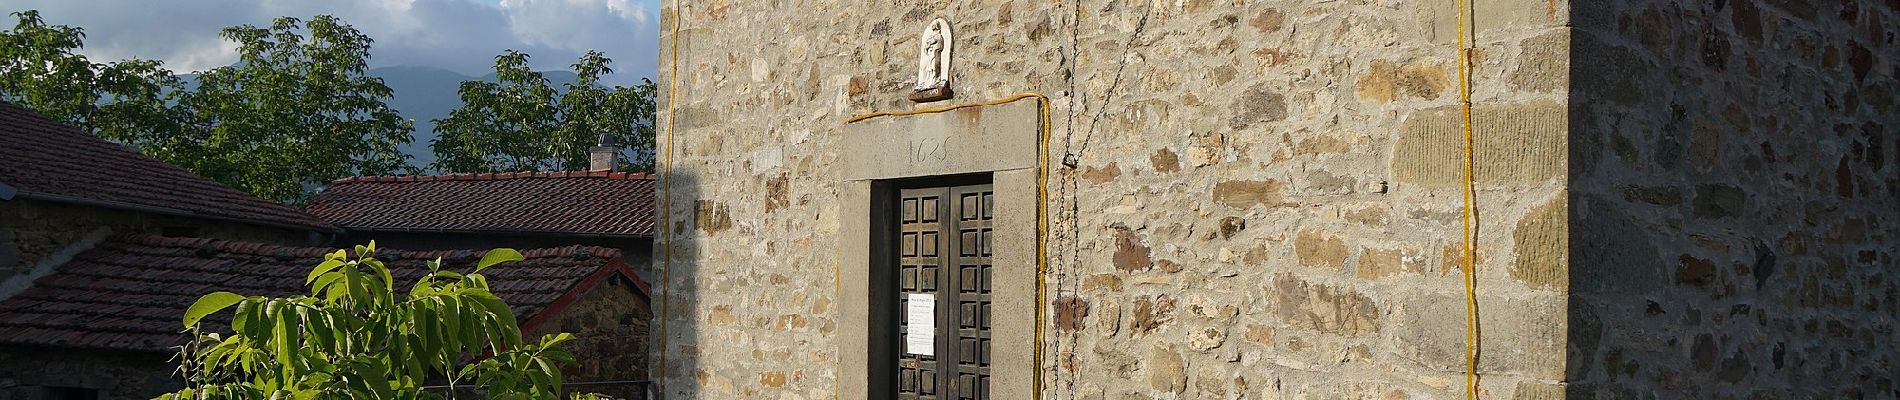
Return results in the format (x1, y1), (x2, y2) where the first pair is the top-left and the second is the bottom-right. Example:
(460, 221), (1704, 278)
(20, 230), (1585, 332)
(1568, 0), (1899, 397)
(652, 170), (703, 399)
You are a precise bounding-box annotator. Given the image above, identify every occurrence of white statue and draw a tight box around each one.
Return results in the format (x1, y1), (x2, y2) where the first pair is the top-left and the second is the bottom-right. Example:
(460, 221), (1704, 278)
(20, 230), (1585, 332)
(914, 18), (952, 92)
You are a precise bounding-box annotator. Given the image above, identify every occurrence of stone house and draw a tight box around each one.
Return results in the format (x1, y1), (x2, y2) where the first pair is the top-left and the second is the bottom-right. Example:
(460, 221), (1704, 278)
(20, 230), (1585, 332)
(0, 101), (339, 299)
(302, 168), (664, 396)
(650, 1), (1895, 399)
(0, 102), (656, 398)
(0, 234), (650, 399)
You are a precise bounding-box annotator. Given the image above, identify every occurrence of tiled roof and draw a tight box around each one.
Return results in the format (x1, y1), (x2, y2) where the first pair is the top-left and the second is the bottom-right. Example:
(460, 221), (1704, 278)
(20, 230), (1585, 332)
(0, 101), (336, 232)
(0, 234), (643, 352)
(307, 171), (657, 237)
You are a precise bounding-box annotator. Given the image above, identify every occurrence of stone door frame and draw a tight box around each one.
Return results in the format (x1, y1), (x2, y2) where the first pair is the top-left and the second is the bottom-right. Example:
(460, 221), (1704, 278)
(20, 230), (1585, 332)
(838, 100), (1040, 400)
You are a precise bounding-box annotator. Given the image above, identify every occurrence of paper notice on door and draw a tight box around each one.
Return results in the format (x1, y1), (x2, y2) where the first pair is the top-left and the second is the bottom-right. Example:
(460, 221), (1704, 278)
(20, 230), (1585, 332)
(905, 293), (935, 356)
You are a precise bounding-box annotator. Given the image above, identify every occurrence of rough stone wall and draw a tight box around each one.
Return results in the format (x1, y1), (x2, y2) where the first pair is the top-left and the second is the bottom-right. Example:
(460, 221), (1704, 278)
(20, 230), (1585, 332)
(529, 274), (653, 399)
(0, 199), (312, 283)
(0, 346), (180, 399)
(1567, 0), (1899, 398)
(656, 0), (1572, 398)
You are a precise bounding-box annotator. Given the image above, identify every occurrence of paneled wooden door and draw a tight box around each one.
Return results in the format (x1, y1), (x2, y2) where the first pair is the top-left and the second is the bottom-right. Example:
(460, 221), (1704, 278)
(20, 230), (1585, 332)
(895, 183), (994, 400)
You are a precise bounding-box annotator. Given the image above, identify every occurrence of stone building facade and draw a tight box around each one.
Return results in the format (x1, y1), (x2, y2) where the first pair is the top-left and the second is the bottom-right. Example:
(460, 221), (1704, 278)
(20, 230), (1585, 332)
(652, 1), (1894, 399)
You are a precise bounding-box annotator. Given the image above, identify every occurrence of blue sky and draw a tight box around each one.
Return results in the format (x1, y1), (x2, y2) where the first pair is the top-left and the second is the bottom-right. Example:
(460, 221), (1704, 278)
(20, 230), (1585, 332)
(3, 0), (660, 84)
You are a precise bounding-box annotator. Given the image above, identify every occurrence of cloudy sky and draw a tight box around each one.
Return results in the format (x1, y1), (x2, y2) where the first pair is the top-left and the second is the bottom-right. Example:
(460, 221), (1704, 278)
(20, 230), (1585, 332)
(3, 0), (660, 84)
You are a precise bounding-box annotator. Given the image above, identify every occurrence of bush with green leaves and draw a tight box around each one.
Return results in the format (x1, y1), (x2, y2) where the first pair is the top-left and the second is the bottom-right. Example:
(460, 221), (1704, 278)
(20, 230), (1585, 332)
(160, 243), (606, 399)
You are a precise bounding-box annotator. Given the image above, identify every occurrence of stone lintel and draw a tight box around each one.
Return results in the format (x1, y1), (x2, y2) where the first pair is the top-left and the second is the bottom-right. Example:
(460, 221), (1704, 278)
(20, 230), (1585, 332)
(841, 100), (1040, 181)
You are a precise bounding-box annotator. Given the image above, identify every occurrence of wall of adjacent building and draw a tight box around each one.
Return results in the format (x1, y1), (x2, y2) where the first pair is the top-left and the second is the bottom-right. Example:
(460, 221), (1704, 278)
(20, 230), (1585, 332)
(0, 346), (179, 399)
(0, 199), (313, 285)
(1567, 0), (1899, 397)
(528, 274), (654, 399)
(655, 0), (1572, 398)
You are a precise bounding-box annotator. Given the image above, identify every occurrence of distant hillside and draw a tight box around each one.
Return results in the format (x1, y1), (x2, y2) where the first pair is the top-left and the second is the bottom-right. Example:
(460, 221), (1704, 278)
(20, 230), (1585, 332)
(181, 66), (582, 168)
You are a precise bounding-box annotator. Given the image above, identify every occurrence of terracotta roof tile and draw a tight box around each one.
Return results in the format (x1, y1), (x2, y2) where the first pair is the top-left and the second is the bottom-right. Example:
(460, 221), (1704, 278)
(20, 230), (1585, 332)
(307, 171), (656, 237)
(0, 102), (336, 232)
(0, 234), (636, 352)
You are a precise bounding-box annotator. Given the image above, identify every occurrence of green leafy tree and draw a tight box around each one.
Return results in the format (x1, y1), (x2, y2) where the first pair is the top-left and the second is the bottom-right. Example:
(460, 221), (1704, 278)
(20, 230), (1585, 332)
(164, 244), (603, 399)
(0, 10), (187, 145)
(431, 50), (656, 173)
(175, 15), (414, 203)
(0, 12), (414, 203)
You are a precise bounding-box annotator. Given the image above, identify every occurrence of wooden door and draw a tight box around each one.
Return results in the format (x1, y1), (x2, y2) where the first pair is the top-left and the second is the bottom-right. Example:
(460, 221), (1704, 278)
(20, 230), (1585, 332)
(895, 183), (993, 400)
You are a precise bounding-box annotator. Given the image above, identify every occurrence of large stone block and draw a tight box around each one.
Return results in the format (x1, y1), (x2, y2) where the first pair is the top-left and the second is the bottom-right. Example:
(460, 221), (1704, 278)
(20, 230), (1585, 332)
(1513, 381), (1566, 399)
(1511, 193), (1569, 290)
(1113, 227), (1153, 272)
(1392, 101), (1567, 189)
(1228, 85), (1289, 129)
(1357, 60), (1449, 103)
(1357, 245), (1426, 279)
(1212, 179), (1293, 209)
(1295, 230), (1349, 271)
(839, 100), (1041, 181)
(1417, 0), (1567, 44)
(1691, 184), (1746, 218)
(1266, 273), (1380, 336)
(1509, 30), (1570, 93)
(1148, 345), (1186, 394)
(1391, 294), (1567, 379)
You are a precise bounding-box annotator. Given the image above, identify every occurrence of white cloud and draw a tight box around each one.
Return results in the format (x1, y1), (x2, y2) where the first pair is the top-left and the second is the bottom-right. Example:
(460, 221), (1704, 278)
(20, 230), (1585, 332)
(2, 0), (659, 83)
(496, 0), (659, 79)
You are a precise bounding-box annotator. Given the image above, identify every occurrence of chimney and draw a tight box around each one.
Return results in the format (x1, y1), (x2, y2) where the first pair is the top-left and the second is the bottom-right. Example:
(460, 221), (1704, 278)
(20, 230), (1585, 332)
(588, 133), (618, 171)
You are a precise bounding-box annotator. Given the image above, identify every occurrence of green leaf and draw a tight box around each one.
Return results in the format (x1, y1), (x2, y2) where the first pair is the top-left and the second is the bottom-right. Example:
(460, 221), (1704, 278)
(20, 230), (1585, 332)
(273, 301), (295, 379)
(441, 297), (463, 353)
(183, 292), (246, 328)
(306, 259), (346, 284)
(345, 266), (369, 306)
(538, 357), (562, 395)
(540, 332), (574, 348)
(231, 300), (256, 333)
(312, 312), (334, 354)
(460, 306), (481, 354)
(370, 259), (394, 299)
(429, 271), (465, 282)
(418, 306), (438, 363)
(476, 248), (524, 271)
(311, 271), (344, 298)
